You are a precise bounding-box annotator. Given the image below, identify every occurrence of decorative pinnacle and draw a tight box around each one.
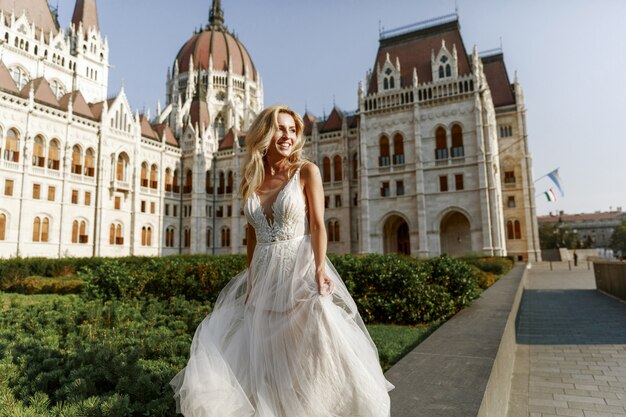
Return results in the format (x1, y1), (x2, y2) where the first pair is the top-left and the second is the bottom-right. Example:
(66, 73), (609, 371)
(209, 0), (225, 29)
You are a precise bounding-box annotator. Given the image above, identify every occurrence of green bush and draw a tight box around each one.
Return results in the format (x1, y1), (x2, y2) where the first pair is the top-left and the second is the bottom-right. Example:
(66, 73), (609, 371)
(3, 276), (83, 295)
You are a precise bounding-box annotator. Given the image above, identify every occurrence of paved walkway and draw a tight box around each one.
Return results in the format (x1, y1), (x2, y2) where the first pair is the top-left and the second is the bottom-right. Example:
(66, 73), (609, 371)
(508, 262), (626, 417)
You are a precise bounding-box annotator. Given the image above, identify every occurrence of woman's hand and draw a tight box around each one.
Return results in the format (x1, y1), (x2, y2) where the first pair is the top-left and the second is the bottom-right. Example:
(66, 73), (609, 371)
(316, 270), (334, 296)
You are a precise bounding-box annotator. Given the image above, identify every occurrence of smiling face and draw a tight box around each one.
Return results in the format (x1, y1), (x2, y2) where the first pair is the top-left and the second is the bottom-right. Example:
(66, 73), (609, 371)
(266, 112), (297, 160)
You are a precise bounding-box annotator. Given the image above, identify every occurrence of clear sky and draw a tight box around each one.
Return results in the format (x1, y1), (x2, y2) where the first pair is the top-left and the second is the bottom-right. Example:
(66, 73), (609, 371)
(54, 0), (626, 216)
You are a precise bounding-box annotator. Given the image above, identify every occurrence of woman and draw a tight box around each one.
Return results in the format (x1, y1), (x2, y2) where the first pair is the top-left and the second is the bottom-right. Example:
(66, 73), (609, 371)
(171, 105), (393, 417)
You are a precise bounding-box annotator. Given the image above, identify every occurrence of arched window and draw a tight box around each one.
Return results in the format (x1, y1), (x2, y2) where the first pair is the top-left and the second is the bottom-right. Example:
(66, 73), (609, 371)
(351, 152), (358, 180)
(514, 220), (522, 240)
(206, 170), (213, 193)
(47, 139), (60, 170)
(0, 213), (5, 240)
(9, 66), (29, 90)
(72, 220), (79, 243)
(4, 128), (19, 162)
(389, 77), (395, 89)
(165, 227), (175, 247)
(184, 170), (192, 193)
(379, 136), (390, 166)
(142, 226), (153, 246)
(213, 114), (225, 139)
(218, 171), (225, 194)
(207, 228), (212, 248)
(322, 157), (331, 183)
(393, 133), (404, 165)
(446, 64), (451, 77)
(51, 79), (65, 100)
(71, 145), (82, 174)
(33, 217), (41, 242)
(150, 164), (158, 189)
(438, 66), (445, 79)
(84, 148), (95, 176)
(32, 135), (45, 167)
(507, 221), (514, 240)
(184, 228), (191, 247)
(227, 171), (233, 194)
(333, 155), (342, 181)
(116, 153), (128, 181)
(140, 162), (148, 187)
(115, 224), (123, 245)
(41, 217), (49, 242)
(79, 221), (87, 243)
(173, 169), (180, 193)
(435, 127), (448, 160)
(334, 221), (340, 242)
(451, 124), (464, 158)
(383, 78), (389, 90)
(165, 168), (172, 192)
(141, 226), (146, 246)
(33, 216), (49, 242)
(109, 224), (115, 244)
(221, 227), (231, 247)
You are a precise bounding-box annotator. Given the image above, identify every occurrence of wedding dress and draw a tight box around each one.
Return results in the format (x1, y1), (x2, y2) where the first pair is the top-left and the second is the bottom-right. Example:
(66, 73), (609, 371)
(171, 165), (393, 417)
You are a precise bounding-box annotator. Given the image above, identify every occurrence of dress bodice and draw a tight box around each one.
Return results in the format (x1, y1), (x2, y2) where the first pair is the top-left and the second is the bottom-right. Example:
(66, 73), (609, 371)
(244, 167), (308, 244)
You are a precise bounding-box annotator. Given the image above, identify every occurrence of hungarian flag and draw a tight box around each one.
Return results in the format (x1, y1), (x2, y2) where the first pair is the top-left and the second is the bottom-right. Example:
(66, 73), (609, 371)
(544, 188), (557, 202)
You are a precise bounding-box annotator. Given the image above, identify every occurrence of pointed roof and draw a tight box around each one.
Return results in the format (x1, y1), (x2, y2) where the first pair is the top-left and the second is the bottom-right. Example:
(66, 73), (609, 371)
(302, 112), (317, 136)
(219, 127), (244, 150)
(140, 115), (159, 141)
(89, 101), (105, 119)
(368, 17), (471, 95)
(72, 0), (99, 33)
(21, 77), (59, 107)
(319, 107), (344, 133)
(0, 61), (19, 94)
(0, 0), (59, 35)
(59, 90), (94, 119)
(208, 0), (224, 30)
(481, 53), (516, 108)
(154, 123), (179, 147)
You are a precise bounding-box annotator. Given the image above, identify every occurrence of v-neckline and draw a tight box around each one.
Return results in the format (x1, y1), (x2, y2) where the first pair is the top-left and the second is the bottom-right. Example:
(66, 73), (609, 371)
(255, 170), (297, 225)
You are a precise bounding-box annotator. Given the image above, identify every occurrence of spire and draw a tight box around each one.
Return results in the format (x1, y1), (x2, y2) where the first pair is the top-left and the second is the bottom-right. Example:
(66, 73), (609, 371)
(72, 0), (99, 33)
(208, 0), (224, 30)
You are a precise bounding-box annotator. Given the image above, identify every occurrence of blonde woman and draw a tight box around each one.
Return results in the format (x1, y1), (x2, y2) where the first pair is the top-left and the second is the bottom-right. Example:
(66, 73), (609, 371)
(171, 105), (393, 417)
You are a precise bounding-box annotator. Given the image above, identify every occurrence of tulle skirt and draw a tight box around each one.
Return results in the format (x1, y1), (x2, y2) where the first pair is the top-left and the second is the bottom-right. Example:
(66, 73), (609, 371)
(170, 235), (393, 417)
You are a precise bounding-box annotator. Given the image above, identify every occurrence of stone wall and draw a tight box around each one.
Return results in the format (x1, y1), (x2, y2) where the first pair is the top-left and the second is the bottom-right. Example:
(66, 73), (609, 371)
(593, 261), (626, 302)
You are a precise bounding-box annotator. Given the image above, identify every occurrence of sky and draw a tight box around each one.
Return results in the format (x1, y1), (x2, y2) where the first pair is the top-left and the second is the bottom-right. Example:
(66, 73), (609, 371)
(53, 0), (626, 216)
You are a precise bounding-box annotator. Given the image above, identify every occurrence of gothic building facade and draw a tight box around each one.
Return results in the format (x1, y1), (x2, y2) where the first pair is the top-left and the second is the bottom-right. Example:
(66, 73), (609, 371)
(0, 0), (540, 260)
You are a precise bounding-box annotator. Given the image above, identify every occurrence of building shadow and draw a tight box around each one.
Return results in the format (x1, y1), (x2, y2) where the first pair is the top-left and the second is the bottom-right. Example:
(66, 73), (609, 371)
(516, 289), (626, 344)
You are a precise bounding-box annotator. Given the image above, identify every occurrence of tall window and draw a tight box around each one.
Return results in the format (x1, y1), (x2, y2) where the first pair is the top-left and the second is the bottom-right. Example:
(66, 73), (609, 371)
(439, 175), (448, 192)
(504, 171), (516, 185)
(140, 162), (148, 187)
(380, 181), (390, 197)
(227, 171), (233, 194)
(47, 140), (60, 170)
(507, 196), (516, 208)
(351, 152), (358, 180)
(184, 228), (191, 247)
(206, 170), (213, 193)
(455, 174), (464, 191)
(184, 170), (192, 193)
(71, 145), (82, 174)
(379, 136), (390, 166)
(32, 184), (41, 199)
(451, 124), (464, 158)
(0, 213), (5, 240)
(327, 220), (340, 242)
(207, 228), (212, 248)
(333, 155), (342, 181)
(435, 127), (448, 160)
(507, 220), (522, 240)
(165, 168), (173, 192)
(173, 169), (180, 193)
(79, 220), (87, 243)
(32, 136), (45, 167)
(116, 153), (128, 181)
(221, 227), (231, 247)
(33, 216), (49, 242)
(507, 221), (514, 240)
(396, 180), (405, 196)
(322, 157), (331, 183)
(141, 226), (153, 246)
(150, 164), (158, 189)
(165, 227), (175, 247)
(109, 223), (123, 245)
(393, 134), (405, 165)
(4, 129), (19, 162)
(84, 148), (95, 176)
(218, 171), (225, 194)
(514, 220), (522, 239)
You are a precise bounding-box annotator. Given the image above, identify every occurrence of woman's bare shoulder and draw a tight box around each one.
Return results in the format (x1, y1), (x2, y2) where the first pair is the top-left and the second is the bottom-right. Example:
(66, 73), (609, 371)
(299, 161), (320, 181)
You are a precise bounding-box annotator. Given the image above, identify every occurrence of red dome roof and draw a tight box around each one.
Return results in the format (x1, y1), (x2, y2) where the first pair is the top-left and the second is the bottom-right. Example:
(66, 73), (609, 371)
(175, 28), (257, 81)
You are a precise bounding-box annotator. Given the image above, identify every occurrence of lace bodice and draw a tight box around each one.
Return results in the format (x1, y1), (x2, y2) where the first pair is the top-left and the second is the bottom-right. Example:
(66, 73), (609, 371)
(244, 167), (308, 244)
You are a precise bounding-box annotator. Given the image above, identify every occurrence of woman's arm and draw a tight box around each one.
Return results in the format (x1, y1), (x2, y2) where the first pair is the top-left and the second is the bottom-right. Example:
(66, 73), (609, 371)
(245, 222), (256, 303)
(301, 162), (334, 295)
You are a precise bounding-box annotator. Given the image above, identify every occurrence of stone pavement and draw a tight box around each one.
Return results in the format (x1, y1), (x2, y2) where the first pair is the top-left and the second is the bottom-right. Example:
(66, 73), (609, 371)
(507, 262), (626, 417)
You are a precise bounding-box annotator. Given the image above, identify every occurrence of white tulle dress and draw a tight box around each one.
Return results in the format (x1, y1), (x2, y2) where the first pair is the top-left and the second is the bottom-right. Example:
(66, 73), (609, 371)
(170, 166), (393, 417)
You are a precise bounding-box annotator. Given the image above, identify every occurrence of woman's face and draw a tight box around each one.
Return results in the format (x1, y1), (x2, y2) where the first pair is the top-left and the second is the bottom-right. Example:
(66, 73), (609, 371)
(267, 112), (297, 160)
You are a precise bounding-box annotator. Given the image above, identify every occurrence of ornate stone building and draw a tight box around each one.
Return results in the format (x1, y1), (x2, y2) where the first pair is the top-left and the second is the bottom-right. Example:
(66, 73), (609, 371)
(0, 1), (540, 260)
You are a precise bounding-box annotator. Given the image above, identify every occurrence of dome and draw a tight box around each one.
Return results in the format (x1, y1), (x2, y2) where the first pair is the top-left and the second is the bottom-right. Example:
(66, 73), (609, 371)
(174, 1), (257, 81)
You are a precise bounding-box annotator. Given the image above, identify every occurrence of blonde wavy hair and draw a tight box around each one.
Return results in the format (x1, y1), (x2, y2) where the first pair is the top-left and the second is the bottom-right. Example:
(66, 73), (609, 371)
(240, 105), (306, 202)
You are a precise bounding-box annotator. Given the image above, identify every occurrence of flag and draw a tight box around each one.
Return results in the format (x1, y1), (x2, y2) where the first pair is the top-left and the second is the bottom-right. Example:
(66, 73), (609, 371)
(547, 169), (564, 196)
(544, 189), (557, 202)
